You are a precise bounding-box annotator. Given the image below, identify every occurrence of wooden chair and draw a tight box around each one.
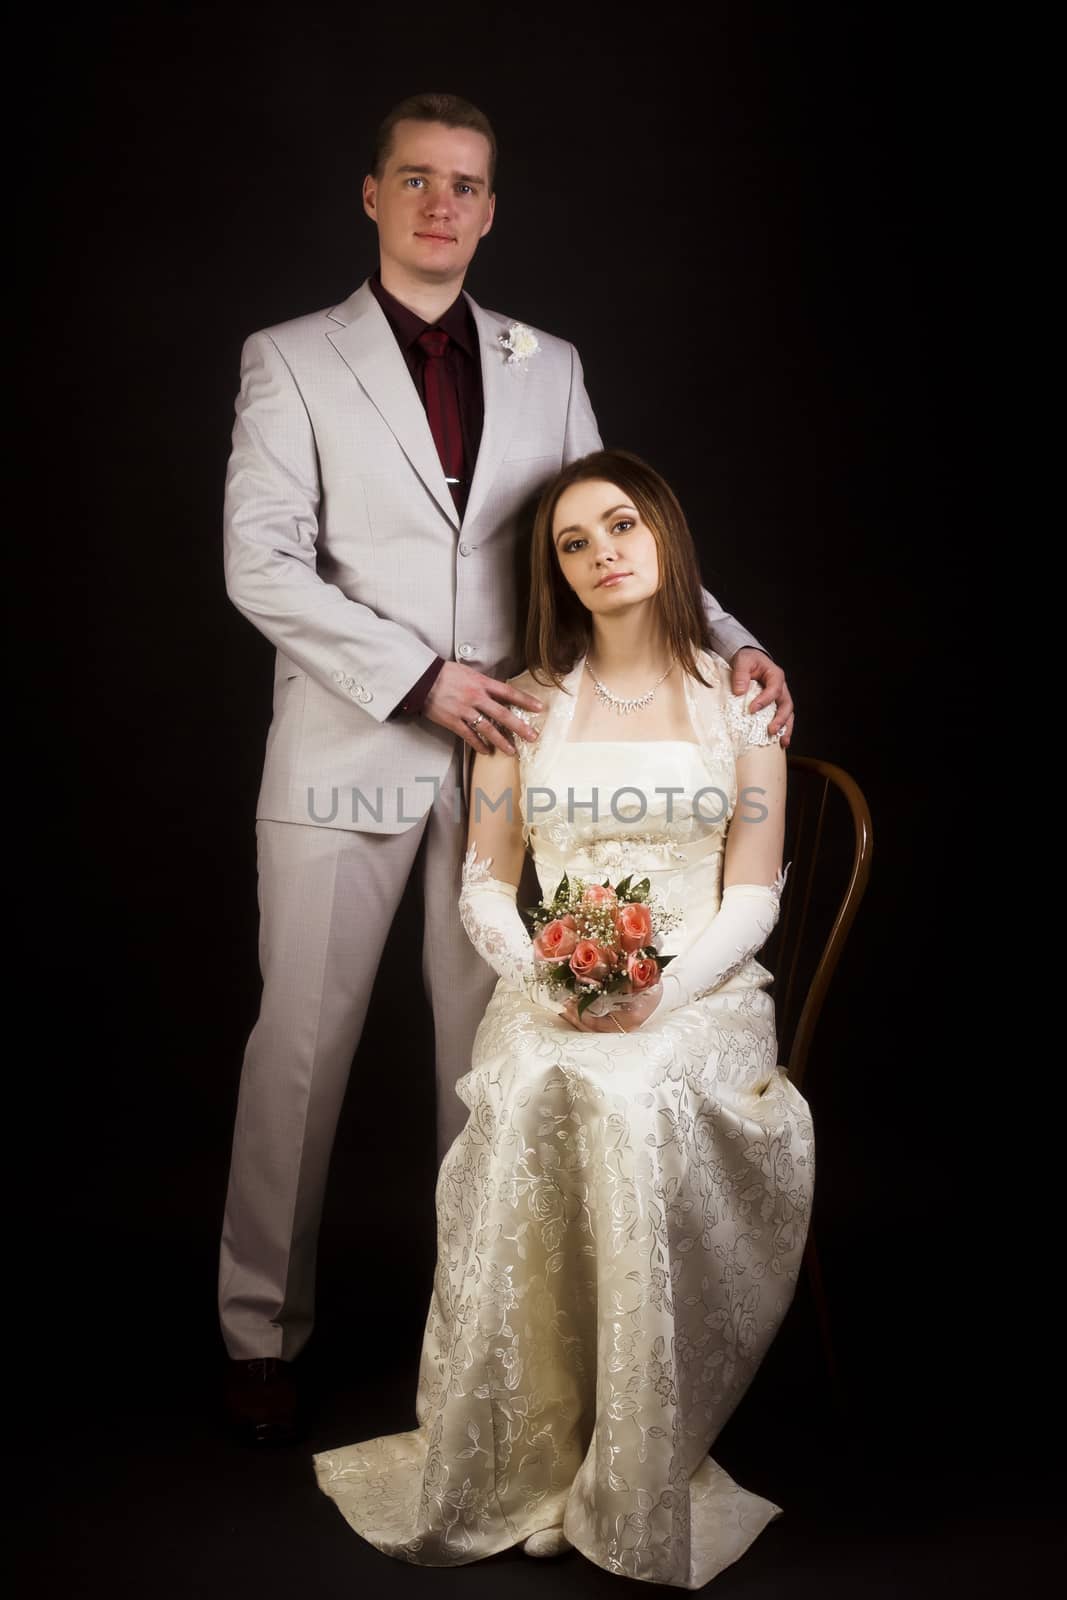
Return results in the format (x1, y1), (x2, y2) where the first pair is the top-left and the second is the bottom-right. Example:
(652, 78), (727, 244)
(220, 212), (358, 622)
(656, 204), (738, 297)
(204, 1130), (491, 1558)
(763, 755), (874, 1383)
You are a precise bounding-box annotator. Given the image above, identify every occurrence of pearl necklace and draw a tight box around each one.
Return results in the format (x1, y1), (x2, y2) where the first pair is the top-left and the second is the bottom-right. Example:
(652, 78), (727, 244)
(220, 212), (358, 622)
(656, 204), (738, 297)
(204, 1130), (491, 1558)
(585, 658), (675, 716)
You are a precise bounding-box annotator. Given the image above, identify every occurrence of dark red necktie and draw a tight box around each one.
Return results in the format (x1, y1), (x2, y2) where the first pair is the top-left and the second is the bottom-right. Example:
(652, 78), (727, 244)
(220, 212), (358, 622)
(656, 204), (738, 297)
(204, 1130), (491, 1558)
(416, 329), (465, 504)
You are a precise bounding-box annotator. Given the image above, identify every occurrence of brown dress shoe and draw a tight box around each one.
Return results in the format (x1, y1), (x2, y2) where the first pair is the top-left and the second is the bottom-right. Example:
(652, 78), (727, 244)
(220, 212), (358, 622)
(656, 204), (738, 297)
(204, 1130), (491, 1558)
(224, 1358), (302, 1445)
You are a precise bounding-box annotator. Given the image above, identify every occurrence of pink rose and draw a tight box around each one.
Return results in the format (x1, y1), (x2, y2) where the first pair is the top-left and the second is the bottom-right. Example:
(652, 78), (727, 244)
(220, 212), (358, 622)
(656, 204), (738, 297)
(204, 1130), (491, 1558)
(626, 953), (660, 991)
(581, 883), (618, 912)
(615, 901), (653, 953)
(569, 940), (612, 985)
(533, 916), (579, 962)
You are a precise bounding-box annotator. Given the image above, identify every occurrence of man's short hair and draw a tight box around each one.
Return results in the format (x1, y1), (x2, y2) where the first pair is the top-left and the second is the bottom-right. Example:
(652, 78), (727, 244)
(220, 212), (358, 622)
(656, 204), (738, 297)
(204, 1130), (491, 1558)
(371, 93), (498, 190)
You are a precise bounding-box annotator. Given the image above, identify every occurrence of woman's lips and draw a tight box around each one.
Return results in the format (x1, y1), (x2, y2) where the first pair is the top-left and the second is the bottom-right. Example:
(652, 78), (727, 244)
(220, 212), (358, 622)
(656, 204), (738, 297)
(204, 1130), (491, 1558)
(596, 572), (632, 588)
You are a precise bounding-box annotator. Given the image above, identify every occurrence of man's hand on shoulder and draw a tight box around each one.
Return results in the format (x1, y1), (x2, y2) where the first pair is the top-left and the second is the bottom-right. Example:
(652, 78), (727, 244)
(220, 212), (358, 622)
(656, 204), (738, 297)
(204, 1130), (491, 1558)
(729, 648), (795, 748)
(424, 662), (545, 755)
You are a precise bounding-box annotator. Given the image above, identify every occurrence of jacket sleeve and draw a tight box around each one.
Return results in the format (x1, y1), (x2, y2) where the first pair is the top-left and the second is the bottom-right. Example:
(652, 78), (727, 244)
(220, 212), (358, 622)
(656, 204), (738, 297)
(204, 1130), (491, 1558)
(223, 331), (439, 721)
(700, 588), (764, 661)
(562, 343), (603, 462)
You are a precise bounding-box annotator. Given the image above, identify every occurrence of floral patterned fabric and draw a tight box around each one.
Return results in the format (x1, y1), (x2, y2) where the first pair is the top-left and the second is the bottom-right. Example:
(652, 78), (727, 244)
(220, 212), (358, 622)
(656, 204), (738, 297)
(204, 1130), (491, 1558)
(313, 654), (814, 1588)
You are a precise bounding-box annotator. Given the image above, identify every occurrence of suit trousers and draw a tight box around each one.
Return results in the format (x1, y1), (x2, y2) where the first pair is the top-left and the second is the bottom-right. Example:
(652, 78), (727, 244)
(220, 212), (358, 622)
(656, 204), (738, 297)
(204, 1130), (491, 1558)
(218, 747), (496, 1361)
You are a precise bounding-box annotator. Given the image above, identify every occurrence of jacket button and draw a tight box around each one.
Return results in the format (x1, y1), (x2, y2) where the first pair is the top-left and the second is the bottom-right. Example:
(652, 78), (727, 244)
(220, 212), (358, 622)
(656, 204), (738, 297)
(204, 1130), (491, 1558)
(459, 542), (472, 556)
(458, 643), (475, 658)
(357, 687), (372, 703)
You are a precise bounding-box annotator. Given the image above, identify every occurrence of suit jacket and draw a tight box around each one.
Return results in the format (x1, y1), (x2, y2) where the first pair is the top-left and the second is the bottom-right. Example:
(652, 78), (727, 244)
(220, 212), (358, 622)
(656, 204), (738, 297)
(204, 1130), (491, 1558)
(224, 280), (757, 833)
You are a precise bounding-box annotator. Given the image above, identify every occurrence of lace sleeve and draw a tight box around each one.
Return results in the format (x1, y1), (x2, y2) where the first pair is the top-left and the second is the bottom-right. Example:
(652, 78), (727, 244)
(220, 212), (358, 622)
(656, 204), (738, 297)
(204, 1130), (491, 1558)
(723, 680), (782, 756)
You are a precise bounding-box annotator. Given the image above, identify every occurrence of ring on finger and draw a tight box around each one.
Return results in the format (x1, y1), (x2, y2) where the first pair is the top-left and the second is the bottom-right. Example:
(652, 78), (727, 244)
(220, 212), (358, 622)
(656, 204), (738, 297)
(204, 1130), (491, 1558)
(469, 712), (485, 729)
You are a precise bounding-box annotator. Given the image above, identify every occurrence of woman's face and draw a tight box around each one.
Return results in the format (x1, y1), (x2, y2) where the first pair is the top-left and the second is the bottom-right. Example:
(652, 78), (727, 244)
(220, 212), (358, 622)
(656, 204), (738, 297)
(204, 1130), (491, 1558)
(551, 478), (661, 617)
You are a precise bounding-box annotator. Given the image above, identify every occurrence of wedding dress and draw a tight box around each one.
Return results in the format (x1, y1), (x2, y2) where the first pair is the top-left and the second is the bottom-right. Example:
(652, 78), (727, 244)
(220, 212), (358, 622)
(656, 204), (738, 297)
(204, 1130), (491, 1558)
(313, 653), (814, 1589)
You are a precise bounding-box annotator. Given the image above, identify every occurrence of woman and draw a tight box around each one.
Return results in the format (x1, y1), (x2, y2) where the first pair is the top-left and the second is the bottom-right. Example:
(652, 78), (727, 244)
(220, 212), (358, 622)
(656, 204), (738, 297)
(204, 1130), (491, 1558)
(313, 451), (813, 1589)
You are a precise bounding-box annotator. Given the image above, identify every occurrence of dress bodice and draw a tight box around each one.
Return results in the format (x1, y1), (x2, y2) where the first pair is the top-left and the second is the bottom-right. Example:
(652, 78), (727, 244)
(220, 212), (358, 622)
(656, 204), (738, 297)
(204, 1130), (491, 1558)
(525, 741), (729, 950)
(515, 653), (780, 952)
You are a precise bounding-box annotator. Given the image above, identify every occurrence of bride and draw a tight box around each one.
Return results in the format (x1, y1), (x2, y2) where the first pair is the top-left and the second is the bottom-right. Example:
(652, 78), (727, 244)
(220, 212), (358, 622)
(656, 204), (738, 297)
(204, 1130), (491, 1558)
(313, 450), (814, 1589)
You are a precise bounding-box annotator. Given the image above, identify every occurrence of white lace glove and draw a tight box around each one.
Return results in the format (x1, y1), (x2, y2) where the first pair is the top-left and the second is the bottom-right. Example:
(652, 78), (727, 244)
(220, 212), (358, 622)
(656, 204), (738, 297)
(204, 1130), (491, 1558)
(459, 847), (569, 1014)
(657, 880), (784, 1015)
(458, 864), (534, 988)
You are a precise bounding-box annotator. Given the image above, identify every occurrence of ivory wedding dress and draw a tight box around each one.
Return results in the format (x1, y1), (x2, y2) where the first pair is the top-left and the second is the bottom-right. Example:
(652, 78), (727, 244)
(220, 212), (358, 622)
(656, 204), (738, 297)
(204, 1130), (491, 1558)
(314, 653), (814, 1589)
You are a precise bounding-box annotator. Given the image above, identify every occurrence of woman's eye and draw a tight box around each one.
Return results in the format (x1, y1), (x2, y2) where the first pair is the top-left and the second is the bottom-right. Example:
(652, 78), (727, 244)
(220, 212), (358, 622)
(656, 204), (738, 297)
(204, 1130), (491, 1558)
(564, 538), (586, 553)
(612, 520), (634, 534)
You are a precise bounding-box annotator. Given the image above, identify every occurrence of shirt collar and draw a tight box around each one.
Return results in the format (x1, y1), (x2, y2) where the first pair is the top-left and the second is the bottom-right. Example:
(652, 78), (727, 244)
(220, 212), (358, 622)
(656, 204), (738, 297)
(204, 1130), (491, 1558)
(369, 271), (476, 358)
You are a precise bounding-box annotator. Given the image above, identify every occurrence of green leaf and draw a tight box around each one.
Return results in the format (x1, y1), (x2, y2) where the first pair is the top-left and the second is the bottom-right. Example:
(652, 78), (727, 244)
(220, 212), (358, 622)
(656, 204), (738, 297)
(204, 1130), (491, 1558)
(614, 874), (633, 899)
(630, 878), (651, 901)
(576, 989), (601, 1016)
(552, 873), (569, 906)
(657, 953), (676, 968)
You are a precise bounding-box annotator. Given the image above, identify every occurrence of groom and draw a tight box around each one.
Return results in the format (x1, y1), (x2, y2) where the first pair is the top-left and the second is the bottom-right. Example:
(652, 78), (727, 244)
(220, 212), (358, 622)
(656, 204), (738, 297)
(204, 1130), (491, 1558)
(219, 92), (794, 1443)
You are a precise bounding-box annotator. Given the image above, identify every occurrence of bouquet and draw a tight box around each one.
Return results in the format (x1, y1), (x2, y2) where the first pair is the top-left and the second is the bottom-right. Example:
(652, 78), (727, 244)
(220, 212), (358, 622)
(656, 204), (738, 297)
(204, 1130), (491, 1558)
(524, 872), (681, 1017)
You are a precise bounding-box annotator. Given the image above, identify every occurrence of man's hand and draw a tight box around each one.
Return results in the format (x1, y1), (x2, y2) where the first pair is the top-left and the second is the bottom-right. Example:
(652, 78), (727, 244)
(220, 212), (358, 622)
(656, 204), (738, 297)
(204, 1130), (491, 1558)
(730, 648), (795, 749)
(424, 662), (545, 755)
(561, 986), (663, 1033)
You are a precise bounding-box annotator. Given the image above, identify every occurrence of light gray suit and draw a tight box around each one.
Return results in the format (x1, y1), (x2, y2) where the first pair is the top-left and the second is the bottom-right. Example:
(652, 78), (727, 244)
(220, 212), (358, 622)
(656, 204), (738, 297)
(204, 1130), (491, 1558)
(218, 280), (757, 1360)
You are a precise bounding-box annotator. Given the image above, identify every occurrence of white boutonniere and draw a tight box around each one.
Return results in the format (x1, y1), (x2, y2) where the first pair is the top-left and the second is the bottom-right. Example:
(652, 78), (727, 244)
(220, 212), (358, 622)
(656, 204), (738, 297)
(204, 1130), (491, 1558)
(499, 321), (540, 367)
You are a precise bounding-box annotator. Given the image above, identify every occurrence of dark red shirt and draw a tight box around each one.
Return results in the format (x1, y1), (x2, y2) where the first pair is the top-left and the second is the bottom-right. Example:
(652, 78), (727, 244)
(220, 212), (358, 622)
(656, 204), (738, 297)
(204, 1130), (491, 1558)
(369, 273), (484, 717)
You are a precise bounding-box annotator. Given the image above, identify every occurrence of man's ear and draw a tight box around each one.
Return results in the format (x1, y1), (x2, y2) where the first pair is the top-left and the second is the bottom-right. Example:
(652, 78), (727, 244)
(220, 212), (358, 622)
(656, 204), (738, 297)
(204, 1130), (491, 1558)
(480, 193), (496, 239)
(362, 173), (378, 221)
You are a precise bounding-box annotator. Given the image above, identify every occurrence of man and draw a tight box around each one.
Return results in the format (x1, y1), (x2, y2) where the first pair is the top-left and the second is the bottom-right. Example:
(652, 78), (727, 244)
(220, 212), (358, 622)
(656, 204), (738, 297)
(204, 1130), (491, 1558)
(219, 92), (794, 1444)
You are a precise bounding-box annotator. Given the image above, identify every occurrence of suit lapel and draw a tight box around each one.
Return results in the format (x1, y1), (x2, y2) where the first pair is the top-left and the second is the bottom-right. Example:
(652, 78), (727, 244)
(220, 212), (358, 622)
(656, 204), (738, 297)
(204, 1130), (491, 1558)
(463, 295), (526, 530)
(326, 283), (459, 529)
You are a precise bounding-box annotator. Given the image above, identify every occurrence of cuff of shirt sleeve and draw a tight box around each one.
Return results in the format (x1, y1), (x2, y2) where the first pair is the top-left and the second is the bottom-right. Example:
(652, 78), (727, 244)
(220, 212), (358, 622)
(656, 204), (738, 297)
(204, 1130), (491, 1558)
(391, 656), (446, 719)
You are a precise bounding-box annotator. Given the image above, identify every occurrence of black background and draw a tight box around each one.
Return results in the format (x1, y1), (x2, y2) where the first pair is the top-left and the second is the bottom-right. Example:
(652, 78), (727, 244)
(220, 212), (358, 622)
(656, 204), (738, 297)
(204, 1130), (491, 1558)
(27, 3), (1034, 1595)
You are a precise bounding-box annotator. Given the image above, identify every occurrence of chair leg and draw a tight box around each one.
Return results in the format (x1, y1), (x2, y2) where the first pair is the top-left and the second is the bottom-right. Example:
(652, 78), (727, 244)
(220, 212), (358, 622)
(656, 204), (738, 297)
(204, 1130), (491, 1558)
(804, 1230), (838, 1386)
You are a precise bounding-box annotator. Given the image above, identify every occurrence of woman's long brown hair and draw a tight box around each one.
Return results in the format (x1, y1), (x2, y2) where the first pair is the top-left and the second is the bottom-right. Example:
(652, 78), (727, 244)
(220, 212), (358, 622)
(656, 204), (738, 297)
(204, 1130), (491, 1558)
(525, 449), (715, 689)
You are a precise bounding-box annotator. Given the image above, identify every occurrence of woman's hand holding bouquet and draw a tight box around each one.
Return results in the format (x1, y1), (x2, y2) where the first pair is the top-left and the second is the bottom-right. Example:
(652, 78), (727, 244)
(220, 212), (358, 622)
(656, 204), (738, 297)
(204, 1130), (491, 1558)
(524, 873), (680, 1034)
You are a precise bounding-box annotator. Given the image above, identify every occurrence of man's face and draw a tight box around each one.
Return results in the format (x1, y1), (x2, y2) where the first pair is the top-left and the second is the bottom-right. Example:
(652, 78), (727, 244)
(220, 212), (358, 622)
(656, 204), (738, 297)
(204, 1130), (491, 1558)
(363, 120), (495, 286)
